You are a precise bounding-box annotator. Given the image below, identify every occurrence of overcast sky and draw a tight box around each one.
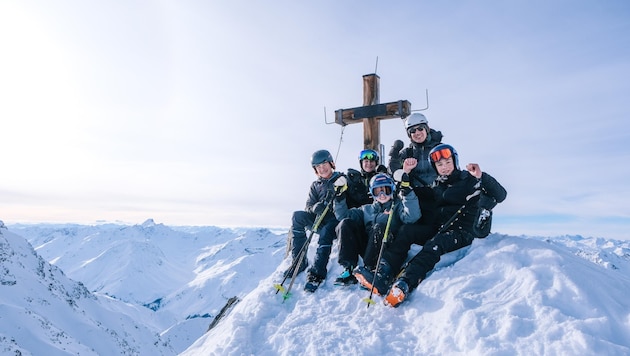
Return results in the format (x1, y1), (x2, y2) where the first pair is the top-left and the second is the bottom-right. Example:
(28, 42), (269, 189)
(1, 1), (629, 239)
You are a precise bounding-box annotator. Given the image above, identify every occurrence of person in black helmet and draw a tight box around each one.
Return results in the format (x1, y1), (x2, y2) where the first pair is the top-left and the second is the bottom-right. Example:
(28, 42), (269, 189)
(285, 149), (342, 293)
(330, 149), (387, 285)
(377, 144), (507, 307)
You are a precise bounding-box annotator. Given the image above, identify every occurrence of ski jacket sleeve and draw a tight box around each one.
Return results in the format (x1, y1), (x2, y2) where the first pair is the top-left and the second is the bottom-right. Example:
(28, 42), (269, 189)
(333, 196), (350, 220)
(396, 189), (421, 224)
(479, 172), (507, 205)
(333, 197), (365, 225)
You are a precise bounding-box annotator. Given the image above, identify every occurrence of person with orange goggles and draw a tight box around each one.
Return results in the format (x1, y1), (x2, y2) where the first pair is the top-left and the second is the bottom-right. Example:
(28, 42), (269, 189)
(358, 143), (507, 307)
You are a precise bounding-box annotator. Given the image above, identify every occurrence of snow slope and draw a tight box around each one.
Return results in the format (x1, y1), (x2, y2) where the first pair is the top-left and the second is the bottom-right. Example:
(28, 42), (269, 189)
(182, 234), (630, 355)
(0, 222), (174, 355)
(4, 219), (630, 355)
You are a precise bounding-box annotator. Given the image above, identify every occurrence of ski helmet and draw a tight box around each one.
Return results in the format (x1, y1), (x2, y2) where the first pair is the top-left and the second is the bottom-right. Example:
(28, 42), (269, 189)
(428, 143), (459, 171)
(311, 149), (335, 169)
(369, 173), (396, 198)
(358, 149), (379, 164)
(405, 113), (428, 129)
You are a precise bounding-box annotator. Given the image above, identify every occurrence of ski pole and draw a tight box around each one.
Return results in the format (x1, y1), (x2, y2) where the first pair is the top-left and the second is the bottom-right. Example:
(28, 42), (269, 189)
(274, 204), (328, 294)
(280, 198), (334, 301)
(363, 202), (396, 307)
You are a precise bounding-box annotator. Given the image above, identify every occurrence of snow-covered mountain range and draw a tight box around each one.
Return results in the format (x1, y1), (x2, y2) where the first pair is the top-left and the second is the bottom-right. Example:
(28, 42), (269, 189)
(2, 219), (630, 355)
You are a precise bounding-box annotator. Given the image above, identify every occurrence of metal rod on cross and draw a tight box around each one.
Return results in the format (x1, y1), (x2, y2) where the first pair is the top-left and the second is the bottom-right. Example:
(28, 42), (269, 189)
(334, 74), (412, 150)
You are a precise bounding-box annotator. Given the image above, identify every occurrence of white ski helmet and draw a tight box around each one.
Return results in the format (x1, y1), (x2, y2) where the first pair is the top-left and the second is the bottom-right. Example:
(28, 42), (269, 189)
(404, 113), (428, 130)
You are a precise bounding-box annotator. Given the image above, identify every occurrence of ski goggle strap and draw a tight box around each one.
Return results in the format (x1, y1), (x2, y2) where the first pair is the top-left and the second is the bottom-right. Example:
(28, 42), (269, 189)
(430, 148), (453, 162)
(359, 149), (378, 161)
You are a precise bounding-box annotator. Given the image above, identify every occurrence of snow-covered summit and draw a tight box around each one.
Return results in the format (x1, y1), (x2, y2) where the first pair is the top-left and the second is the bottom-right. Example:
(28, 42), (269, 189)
(4, 222), (630, 355)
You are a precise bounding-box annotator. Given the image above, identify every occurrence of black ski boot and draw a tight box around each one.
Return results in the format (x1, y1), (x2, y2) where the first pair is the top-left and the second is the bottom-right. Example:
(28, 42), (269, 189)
(304, 272), (324, 293)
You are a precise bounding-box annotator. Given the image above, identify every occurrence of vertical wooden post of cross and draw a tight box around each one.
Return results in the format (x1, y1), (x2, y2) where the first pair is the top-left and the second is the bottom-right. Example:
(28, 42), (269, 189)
(334, 74), (412, 151)
(362, 74), (380, 150)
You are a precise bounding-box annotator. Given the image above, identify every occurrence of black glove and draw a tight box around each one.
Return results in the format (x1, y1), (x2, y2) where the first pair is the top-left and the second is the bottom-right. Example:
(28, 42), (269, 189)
(473, 208), (492, 237)
(389, 140), (404, 159)
(399, 172), (413, 196)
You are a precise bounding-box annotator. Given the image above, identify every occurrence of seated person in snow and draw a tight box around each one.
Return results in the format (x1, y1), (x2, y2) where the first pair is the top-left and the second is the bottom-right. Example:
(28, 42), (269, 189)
(285, 149), (342, 293)
(344, 148), (388, 209)
(356, 143), (507, 307)
(332, 172), (421, 285)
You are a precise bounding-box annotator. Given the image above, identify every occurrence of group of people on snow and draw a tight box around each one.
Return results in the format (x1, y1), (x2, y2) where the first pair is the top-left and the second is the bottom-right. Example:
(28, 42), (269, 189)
(283, 113), (507, 307)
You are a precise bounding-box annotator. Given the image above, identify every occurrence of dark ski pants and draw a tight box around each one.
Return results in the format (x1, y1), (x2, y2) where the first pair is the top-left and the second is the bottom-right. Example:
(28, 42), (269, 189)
(337, 219), (395, 271)
(382, 223), (436, 273)
(290, 210), (338, 278)
(336, 218), (368, 270)
(399, 229), (475, 290)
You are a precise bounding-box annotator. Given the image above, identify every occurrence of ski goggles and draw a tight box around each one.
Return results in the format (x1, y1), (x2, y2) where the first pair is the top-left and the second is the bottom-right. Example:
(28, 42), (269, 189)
(430, 147), (453, 162)
(359, 149), (378, 161)
(372, 186), (392, 197)
(407, 124), (426, 135)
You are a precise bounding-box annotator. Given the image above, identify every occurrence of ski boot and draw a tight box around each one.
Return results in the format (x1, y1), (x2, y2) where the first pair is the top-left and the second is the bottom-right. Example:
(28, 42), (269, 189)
(334, 267), (358, 286)
(354, 261), (393, 296)
(304, 272), (324, 293)
(384, 278), (410, 307)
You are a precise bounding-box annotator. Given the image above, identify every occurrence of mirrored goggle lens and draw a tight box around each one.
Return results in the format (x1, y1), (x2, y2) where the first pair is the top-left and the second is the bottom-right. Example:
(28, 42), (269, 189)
(430, 148), (453, 162)
(407, 125), (424, 135)
(359, 150), (377, 161)
(373, 186), (392, 196)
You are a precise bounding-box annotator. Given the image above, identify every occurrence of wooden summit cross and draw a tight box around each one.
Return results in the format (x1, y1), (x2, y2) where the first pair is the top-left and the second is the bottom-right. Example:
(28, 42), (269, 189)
(334, 74), (411, 150)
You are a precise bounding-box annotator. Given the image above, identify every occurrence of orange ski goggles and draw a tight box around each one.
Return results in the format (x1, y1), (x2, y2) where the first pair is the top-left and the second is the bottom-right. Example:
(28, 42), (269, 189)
(430, 148), (453, 162)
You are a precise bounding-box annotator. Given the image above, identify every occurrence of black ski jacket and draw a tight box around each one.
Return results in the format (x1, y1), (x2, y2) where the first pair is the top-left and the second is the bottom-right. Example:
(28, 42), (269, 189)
(388, 128), (444, 188)
(305, 171), (342, 220)
(345, 168), (380, 209)
(432, 170), (507, 237)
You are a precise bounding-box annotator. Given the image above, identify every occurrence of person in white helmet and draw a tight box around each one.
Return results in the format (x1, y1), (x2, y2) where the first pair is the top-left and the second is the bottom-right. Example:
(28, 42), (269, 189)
(388, 112), (444, 190)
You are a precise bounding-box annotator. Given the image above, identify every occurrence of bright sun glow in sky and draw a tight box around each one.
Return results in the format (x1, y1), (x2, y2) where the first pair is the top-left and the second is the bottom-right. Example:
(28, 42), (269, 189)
(1, 1), (629, 239)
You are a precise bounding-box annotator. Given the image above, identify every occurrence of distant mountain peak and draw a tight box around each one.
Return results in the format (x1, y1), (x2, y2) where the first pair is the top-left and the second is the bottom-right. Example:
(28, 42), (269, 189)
(141, 218), (156, 227)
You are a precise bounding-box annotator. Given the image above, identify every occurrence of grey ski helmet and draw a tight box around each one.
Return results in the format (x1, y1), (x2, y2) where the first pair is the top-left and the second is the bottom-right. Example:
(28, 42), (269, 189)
(311, 149), (335, 169)
(428, 143), (459, 171)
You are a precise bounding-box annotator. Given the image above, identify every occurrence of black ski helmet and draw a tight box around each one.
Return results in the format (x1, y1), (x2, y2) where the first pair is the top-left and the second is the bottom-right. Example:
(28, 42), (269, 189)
(428, 143), (459, 171)
(311, 149), (335, 170)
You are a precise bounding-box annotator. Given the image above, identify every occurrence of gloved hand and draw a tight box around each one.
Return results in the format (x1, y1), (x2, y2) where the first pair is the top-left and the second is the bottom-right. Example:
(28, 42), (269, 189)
(332, 175), (347, 198)
(473, 208), (492, 238)
(312, 202), (326, 215)
(389, 140), (404, 159)
(399, 172), (413, 196)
